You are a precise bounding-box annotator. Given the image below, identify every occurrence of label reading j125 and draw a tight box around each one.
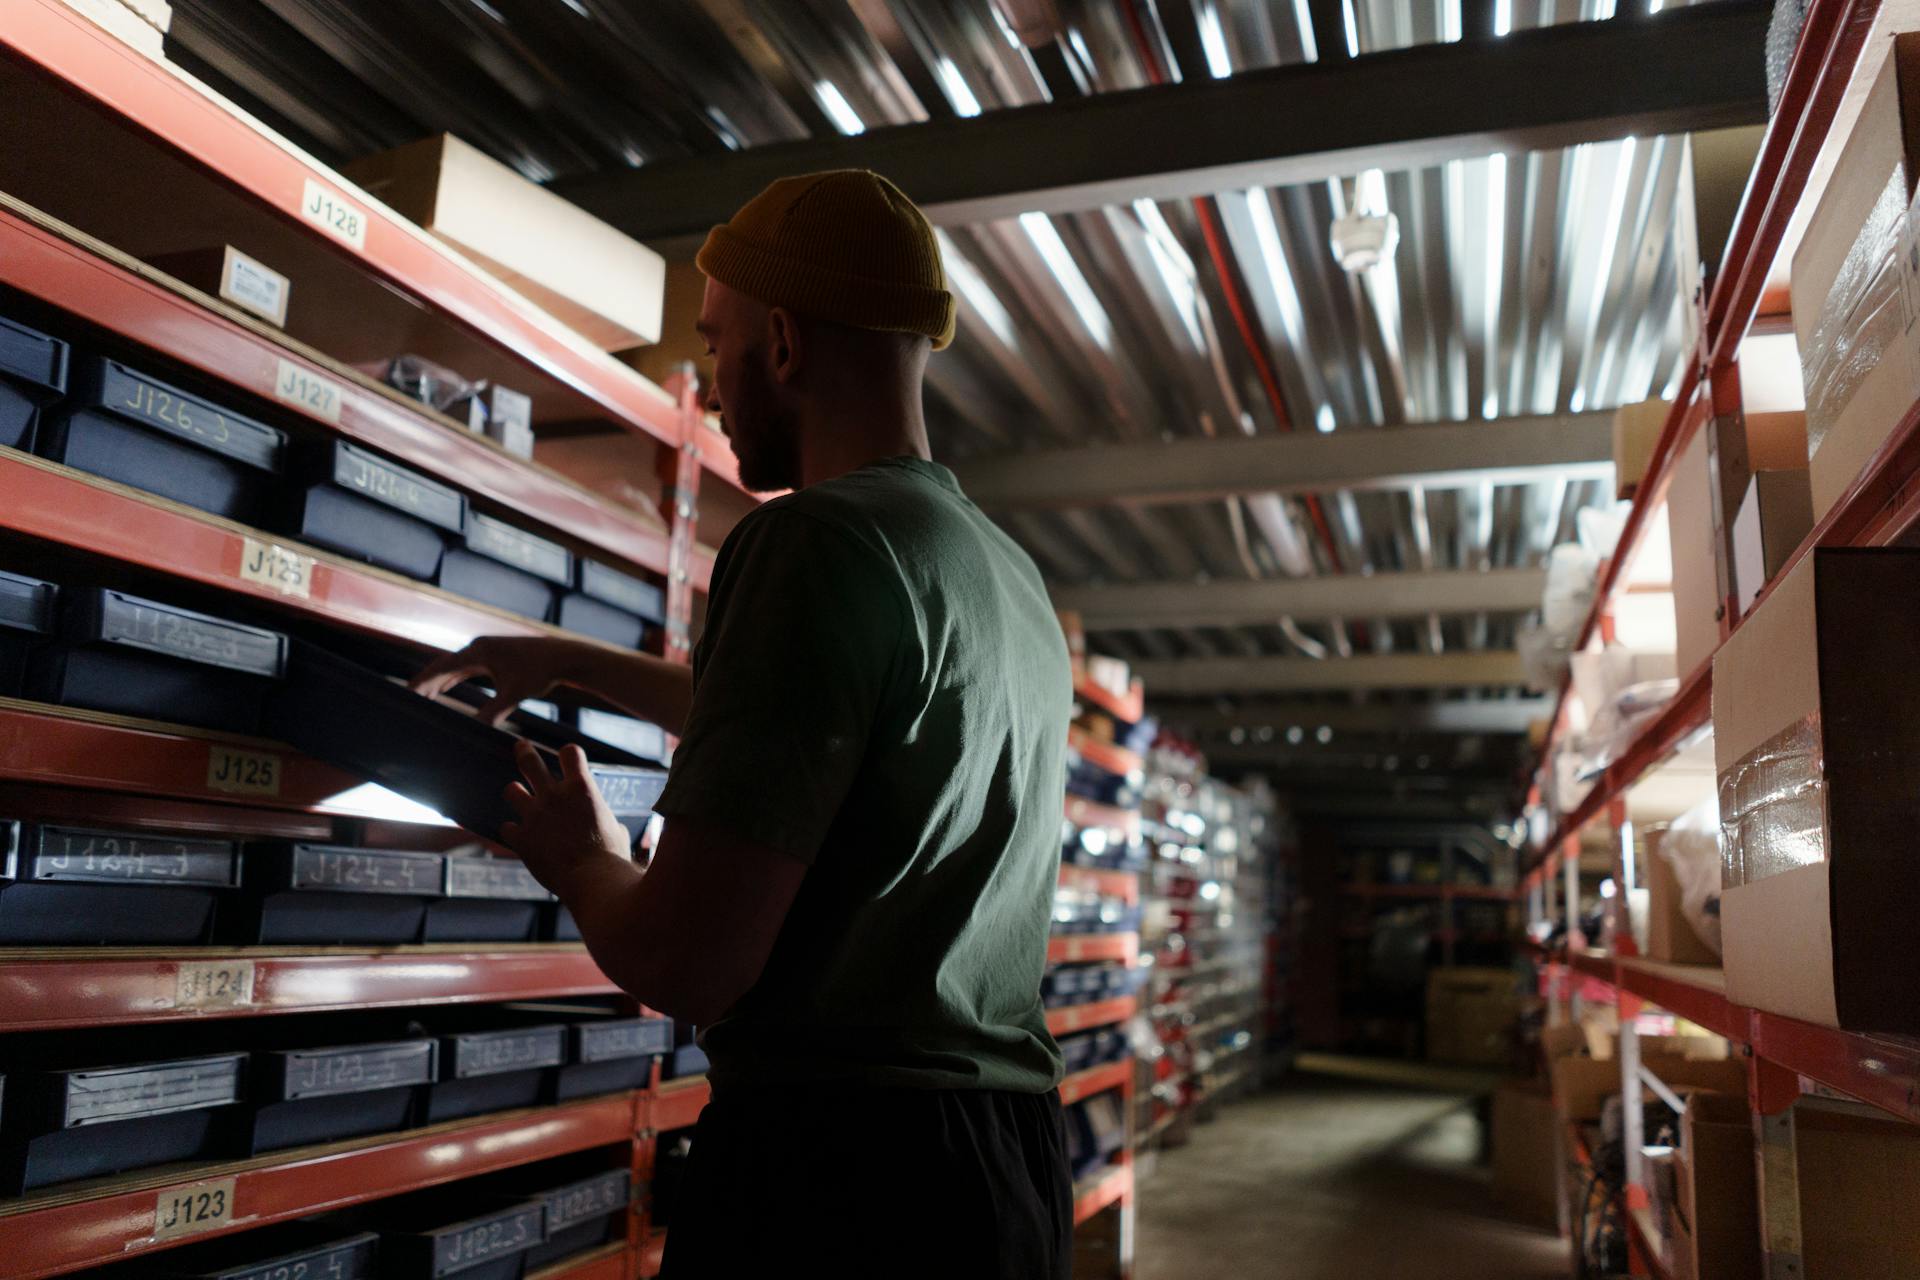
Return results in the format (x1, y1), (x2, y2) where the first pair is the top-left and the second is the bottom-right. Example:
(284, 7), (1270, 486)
(300, 178), (367, 251)
(33, 826), (237, 885)
(208, 744), (283, 797)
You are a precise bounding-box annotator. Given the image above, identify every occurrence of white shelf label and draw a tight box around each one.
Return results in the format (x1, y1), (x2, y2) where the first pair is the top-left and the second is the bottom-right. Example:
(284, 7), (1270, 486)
(207, 744), (283, 797)
(239, 536), (314, 599)
(300, 178), (367, 251)
(153, 1177), (237, 1241)
(176, 960), (256, 1010)
(274, 357), (342, 425)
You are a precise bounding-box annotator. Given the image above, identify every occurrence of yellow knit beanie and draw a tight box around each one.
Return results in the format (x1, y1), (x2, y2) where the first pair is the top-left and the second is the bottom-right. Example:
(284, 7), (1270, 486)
(696, 170), (957, 350)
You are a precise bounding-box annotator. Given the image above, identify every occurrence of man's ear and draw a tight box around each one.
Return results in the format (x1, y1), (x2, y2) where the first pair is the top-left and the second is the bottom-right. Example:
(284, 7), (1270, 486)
(766, 307), (802, 384)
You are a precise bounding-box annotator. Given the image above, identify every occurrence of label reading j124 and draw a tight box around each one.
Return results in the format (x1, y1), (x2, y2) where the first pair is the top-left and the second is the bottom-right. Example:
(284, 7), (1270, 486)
(274, 357), (342, 425)
(299, 178), (367, 251)
(153, 1177), (237, 1242)
(176, 960), (256, 1009)
(208, 744), (282, 797)
(240, 537), (314, 599)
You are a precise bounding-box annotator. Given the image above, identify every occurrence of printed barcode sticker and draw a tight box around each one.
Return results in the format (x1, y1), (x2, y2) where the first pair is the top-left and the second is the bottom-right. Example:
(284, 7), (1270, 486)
(299, 178), (367, 251)
(176, 959), (255, 1010)
(153, 1177), (237, 1241)
(208, 744), (283, 797)
(273, 357), (342, 425)
(240, 536), (314, 599)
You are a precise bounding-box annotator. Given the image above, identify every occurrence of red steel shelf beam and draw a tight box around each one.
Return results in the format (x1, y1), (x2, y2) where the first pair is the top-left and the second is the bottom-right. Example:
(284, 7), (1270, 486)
(1064, 795), (1141, 838)
(1058, 1059), (1132, 1107)
(0, 0), (753, 493)
(529, 1244), (631, 1280)
(1071, 1163), (1133, 1227)
(0, 207), (675, 582)
(1073, 673), (1145, 725)
(644, 1077), (711, 1134)
(0, 946), (617, 1032)
(640, 1232), (667, 1279)
(1068, 725), (1144, 779)
(1047, 933), (1139, 966)
(1047, 995), (1138, 1037)
(1058, 863), (1142, 906)
(0, 452), (561, 652)
(0, 1094), (639, 1280)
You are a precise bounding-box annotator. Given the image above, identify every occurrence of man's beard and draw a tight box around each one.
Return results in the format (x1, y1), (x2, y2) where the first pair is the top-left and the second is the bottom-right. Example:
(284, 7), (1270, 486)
(725, 374), (802, 492)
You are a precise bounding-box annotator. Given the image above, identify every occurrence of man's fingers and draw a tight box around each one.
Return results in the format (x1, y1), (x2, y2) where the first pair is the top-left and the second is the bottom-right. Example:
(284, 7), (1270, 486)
(504, 781), (536, 820)
(514, 740), (557, 793)
(499, 820), (524, 848)
(558, 744), (590, 785)
(477, 693), (519, 726)
(409, 649), (487, 696)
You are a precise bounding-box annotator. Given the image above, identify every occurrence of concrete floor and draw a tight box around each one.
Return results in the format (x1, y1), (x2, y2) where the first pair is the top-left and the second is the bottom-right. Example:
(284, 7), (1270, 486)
(1135, 1070), (1568, 1280)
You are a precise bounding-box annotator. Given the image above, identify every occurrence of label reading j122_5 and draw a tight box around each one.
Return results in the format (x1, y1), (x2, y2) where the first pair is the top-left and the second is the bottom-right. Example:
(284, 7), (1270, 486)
(299, 178), (367, 251)
(208, 744), (282, 797)
(274, 357), (342, 425)
(153, 1177), (238, 1242)
(240, 536), (314, 599)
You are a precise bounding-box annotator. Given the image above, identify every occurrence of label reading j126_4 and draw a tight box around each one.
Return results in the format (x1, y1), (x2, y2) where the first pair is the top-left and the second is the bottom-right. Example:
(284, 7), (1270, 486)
(153, 1177), (238, 1242)
(299, 178), (367, 251)
(208, 744), (282, 797)
(274, 357), (342, 425)
(241, 536), (314, 599)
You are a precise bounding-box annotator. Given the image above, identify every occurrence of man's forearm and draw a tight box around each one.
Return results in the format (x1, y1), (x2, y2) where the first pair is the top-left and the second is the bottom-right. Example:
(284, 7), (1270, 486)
(550, 852), (729, 1025)
(558, 645), (695, 737)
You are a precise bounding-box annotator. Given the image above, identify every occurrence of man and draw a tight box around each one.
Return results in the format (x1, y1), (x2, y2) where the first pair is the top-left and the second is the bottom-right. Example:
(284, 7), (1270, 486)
(412, 170), (1074, 1276)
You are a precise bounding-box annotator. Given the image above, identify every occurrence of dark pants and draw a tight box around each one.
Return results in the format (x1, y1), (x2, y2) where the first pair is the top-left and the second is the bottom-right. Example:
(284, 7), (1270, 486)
(661, 1084), (1073, 1278)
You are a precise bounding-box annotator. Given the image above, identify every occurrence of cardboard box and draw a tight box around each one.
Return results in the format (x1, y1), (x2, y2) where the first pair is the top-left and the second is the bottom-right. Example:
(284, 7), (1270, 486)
(1731, 469), (1814, 610)
(1792, 34), (1920, 522)
(1492, 1080), (1560, 1227)
(1715, 547), (1920, 1032)
(1677, 1092), (1760, 1280)
(345, 134), (666, 351)
(1667, 424), (1720, 679)
(1426, 967), (1518, 1067)
(1645, 827), (1720, 965)
(1798, 1106), (1920, 1277)
(1549, 1042), (1745, 1122)
(1614, 399), (1671, 499)
(148, 246), (291, 328)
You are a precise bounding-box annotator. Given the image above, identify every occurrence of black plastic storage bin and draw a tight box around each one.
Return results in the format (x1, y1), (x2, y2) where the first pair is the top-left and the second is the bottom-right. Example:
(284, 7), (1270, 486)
(415, 1019), (566, 1125)
(422, 856), (550, 943)
(0, 821), (240, 945)
(0, 1048), (247, 1193)
(542, 902), (580, 942)
(435, 550), (554, 622)
(0, 314), (69, 452)
(553, 593), (645, 649)
(152, 1222), (380, 1280)
(516, 1166), (631, 1269)
(568, 708), (667, 763)
(553, 1012), (672, 1101)
(265, 641), (666, 842)
(464, 512), (573, 587)
(445, 513), (571, 617)
(37, 356), (286, 523)
(231, 842), (444, 945)
(287, 440), (465, 581)
(248, 1033), (439, 1154)
(661, 1024), (708, 1081)
(361, 1189), (546, 1280)
(0, 569), (56, 697)
(27, 587), (287, 734)
(575, 560), (664, 625)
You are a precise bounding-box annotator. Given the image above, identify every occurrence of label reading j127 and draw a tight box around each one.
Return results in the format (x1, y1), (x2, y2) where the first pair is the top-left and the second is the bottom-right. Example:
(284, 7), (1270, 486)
(432, 1206), (542, 1276)
(274, 357), (342, 425)
(153, 1177), (238, 1242)
(176, 959), (256, 1010)
(208, 744), (283, 797)
(300, 178), (367, 251)
(241, 537), (315, 599)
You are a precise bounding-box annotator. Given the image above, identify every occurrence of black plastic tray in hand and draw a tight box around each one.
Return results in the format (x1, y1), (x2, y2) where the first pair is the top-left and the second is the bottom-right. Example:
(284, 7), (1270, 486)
(263, 641), (666, 840)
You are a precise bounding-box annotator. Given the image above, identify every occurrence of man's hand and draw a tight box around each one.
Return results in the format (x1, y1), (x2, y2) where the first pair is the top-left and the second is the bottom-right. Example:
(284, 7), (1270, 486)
(410, 636), (587, 724)
(499, 741), (634, 899)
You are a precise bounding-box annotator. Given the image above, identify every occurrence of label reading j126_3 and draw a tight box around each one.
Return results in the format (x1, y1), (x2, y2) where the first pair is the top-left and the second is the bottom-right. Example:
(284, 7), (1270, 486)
(299, 178), (367, 251)
(274, 357), (342, 425)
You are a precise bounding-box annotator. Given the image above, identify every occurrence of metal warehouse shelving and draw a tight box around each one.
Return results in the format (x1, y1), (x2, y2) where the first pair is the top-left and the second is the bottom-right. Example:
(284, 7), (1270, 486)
(1522, 4), (1920, 1277)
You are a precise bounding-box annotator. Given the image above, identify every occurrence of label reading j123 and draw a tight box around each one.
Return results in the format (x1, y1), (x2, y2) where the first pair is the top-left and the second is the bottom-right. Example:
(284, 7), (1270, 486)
(153, 1177), (238, 1242)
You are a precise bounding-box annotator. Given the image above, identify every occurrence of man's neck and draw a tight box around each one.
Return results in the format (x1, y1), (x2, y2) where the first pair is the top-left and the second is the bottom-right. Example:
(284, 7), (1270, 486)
(796, 392), (931, 489)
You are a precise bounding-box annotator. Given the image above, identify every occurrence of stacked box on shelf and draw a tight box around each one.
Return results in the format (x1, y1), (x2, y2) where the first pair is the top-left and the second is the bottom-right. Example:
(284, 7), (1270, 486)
(0, 311), (67, 451)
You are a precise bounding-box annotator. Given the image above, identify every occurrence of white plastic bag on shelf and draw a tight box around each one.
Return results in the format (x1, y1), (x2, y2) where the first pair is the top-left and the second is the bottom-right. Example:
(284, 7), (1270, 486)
(1655, 795), (1725, 957)
(1542, 543), (1601, 638)
(1517, 618), (1567, 693)
(1577, 501), (1633, 560)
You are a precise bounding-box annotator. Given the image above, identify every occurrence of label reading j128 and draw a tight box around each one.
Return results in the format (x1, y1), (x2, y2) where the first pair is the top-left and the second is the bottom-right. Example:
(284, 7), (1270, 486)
(153, 1177), (237, 1242)
(274, 358), (342, 425)
(241, 537), (314, 599)
(300, 178), (367, 251)
(208, 744), (282, 797)
(176, 959), (256, 1010)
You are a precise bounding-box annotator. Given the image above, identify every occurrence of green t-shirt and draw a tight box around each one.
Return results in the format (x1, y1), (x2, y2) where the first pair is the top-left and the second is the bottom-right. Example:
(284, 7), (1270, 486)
(652, 455), (1070, 1093)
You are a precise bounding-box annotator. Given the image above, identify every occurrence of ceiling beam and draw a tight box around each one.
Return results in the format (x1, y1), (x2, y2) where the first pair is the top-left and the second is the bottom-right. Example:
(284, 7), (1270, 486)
(554, 3), (1769, 254)
(950, 412), (1612, 510)
(1133, 651), (1527, 695)
(1154, 698), (1549, 735)
(1056, 567), (1544, 629)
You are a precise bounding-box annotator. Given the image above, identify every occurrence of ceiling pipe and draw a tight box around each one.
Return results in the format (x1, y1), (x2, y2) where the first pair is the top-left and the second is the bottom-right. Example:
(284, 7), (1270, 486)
(993, 0), (1064, 47)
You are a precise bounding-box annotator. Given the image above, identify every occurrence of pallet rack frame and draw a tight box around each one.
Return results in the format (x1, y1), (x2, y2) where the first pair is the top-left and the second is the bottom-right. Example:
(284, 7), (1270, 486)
(1521, 4), (1919, 1276)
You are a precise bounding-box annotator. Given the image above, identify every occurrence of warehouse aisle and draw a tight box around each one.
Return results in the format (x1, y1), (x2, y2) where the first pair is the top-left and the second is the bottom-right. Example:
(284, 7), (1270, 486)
(1135, 1071), (1565, 1280)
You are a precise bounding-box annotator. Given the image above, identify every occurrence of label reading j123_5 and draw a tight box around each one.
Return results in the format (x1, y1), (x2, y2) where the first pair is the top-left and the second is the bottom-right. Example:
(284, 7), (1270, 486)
(299, 178), (367, 251)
